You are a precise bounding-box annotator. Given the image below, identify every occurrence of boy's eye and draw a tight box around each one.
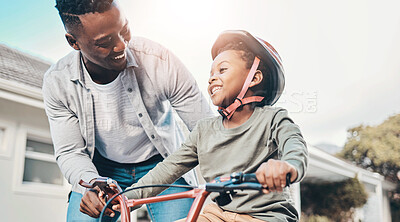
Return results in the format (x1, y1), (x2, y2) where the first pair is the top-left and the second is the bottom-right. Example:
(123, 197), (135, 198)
(220, 67), (227, 73)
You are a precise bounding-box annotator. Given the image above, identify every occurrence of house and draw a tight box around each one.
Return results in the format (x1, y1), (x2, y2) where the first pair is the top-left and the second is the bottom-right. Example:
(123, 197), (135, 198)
(0, 44), (396, 221)
(0, 43), (74, 221)
(0, 44), (70, 221)
(300, 145), (396, 221)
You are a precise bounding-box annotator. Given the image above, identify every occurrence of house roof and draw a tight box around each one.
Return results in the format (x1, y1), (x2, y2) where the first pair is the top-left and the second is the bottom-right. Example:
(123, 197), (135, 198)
(0, 44), (51, 89)
(305, 145), (396, 191)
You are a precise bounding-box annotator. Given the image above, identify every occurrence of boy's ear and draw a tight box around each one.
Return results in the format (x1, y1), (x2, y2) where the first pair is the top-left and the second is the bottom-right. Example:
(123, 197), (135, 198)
(65, 33), (80, 50)
(249, 70), (264, 88)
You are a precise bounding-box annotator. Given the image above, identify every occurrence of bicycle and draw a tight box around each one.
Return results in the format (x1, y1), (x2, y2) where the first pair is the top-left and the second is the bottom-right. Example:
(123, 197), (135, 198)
(79, 172), (291, 222)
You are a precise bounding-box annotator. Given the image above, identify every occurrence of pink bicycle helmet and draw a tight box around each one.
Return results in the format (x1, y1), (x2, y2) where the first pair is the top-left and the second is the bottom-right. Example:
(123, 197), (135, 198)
(211, 30), (285, 117)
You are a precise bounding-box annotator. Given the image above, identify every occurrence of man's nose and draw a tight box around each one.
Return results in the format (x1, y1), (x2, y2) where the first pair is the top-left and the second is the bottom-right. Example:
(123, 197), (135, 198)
(113, 36), (127, 53)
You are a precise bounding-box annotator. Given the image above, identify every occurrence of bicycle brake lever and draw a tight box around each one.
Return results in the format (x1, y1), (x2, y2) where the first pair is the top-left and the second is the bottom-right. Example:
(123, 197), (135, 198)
(79, 179), (93, 188)
(286, 173), (291, 188)
(79, 177), (118, 194)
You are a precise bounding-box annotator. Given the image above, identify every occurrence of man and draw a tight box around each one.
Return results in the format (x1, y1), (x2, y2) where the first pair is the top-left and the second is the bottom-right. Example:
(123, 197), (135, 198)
(42, 0), (212, 221)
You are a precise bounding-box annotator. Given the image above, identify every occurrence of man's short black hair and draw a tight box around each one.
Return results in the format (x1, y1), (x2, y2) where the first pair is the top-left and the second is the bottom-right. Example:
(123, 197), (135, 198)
(55, 0), (114, 34)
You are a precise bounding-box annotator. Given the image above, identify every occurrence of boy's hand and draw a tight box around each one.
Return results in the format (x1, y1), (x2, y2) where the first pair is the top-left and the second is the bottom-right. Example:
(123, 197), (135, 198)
(80, 186), (116, 218)
(255, 159), (297, 193)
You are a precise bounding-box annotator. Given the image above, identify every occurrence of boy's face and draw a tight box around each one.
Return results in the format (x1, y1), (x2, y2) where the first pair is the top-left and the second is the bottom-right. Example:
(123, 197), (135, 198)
(71, 4), (131, 73)
(208, 50), (249, 107)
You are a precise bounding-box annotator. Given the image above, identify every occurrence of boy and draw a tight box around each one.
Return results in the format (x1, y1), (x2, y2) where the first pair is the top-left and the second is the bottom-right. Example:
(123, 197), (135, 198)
(116, 30), (308, 221)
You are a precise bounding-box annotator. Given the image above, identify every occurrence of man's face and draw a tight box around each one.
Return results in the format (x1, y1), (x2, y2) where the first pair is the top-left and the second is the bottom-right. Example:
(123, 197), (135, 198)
(74, 4), (131, 73)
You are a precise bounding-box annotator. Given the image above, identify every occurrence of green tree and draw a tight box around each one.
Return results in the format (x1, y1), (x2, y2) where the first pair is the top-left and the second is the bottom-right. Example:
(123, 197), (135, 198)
(301, 177), (368, 221)
(338, 113), (400, 221)
(338, 114), (400, 182)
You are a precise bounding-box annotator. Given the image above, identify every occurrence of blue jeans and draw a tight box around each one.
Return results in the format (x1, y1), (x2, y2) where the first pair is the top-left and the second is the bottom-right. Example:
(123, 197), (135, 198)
(67, 150), (194, 222)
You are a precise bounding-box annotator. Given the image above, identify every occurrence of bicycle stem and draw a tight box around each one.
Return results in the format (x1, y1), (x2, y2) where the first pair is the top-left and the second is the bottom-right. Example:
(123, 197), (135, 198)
(125, 189), (210, 222)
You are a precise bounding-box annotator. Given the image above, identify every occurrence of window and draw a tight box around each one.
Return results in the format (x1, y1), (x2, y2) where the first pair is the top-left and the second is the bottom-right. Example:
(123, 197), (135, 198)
(0, 119), (15, 158)
(0, 128), (3, 149)
(23, 139), (64, 186)
(13, 126), (70, 197)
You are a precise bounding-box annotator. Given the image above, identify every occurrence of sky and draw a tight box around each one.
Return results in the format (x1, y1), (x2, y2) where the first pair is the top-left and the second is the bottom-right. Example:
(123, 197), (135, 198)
(1, 0), (400, 148)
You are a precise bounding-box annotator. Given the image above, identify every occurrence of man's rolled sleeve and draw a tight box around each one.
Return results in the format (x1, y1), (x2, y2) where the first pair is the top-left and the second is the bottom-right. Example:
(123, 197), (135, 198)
(42, 74), (99, 191)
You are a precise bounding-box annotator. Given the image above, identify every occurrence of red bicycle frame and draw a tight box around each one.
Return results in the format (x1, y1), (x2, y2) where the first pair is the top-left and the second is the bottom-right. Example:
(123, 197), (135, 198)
(126, 188), (210, 222)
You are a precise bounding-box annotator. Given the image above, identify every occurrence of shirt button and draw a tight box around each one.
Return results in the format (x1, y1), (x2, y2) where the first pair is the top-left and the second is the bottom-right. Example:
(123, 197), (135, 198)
(138, 113), (143, 117)
(127, 88), (133, 93)
(151, 135), (155, 139)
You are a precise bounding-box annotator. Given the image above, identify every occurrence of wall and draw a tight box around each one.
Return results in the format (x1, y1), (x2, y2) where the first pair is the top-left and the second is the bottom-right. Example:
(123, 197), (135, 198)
(0, 97), (69, 222)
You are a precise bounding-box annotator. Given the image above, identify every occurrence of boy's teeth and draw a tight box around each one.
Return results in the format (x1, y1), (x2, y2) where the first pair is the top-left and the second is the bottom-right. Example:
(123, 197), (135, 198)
(212, 87), (221, 94)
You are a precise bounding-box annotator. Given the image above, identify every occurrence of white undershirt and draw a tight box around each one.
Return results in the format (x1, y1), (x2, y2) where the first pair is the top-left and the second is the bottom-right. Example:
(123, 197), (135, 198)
(82, 60), (159, 163)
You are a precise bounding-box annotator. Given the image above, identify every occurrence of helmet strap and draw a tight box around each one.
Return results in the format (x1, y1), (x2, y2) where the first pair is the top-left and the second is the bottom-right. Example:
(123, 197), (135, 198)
(218, 57), (264, 119)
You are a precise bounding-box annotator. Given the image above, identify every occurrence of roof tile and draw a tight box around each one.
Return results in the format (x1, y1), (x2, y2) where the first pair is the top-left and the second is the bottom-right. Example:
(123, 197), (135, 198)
(0, 44), (51, 88)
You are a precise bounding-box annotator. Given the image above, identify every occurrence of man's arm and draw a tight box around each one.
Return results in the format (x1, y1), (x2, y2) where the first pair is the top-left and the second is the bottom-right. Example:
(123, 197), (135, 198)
(42, 74), (99, 190)
(81, 122), (202, 218)
(164, 49), (214, 130)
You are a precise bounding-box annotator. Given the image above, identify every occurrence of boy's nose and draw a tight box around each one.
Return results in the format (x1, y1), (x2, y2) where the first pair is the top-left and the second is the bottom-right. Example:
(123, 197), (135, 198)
(208, 75), (218, 84)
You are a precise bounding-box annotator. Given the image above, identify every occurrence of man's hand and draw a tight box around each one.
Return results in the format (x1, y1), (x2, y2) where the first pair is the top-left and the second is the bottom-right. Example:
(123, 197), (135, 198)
(255, 159), (297, 193)
(80, 186), (116, 218)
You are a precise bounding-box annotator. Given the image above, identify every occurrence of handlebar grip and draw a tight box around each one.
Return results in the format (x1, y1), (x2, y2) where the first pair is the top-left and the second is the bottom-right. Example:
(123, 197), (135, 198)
(242, 173), (292, 187)
(242, 173), (258, 183)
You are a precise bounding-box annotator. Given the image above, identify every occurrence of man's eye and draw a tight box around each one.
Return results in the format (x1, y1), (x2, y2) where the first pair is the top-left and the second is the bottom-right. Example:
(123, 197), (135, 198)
(97, 42), (111, 48)
(220, 68), (227, 73)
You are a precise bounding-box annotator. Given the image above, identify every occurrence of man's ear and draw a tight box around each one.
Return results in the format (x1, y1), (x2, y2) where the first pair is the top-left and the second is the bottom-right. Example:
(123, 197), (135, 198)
(65, 33), (80, 50)
(249, 70), (264, 88)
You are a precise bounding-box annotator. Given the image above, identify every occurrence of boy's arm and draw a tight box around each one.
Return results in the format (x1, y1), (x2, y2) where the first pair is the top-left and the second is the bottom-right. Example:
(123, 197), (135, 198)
(273, 110), (308, 183)
(125, 124), (201, 199)
(126, 145), (198, 199)
(256, 109), (308, 192)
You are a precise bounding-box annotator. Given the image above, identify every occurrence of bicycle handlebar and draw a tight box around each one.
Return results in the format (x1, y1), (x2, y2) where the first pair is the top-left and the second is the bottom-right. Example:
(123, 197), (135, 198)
(206, 172), (291, 206)
(207, 172), (291, 192)
(79, 172), (292, 222)
(79, 172), (291, 195)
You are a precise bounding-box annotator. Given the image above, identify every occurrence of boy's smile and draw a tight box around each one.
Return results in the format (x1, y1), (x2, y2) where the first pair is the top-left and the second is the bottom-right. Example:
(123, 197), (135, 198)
(208, 50), (249, 107)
